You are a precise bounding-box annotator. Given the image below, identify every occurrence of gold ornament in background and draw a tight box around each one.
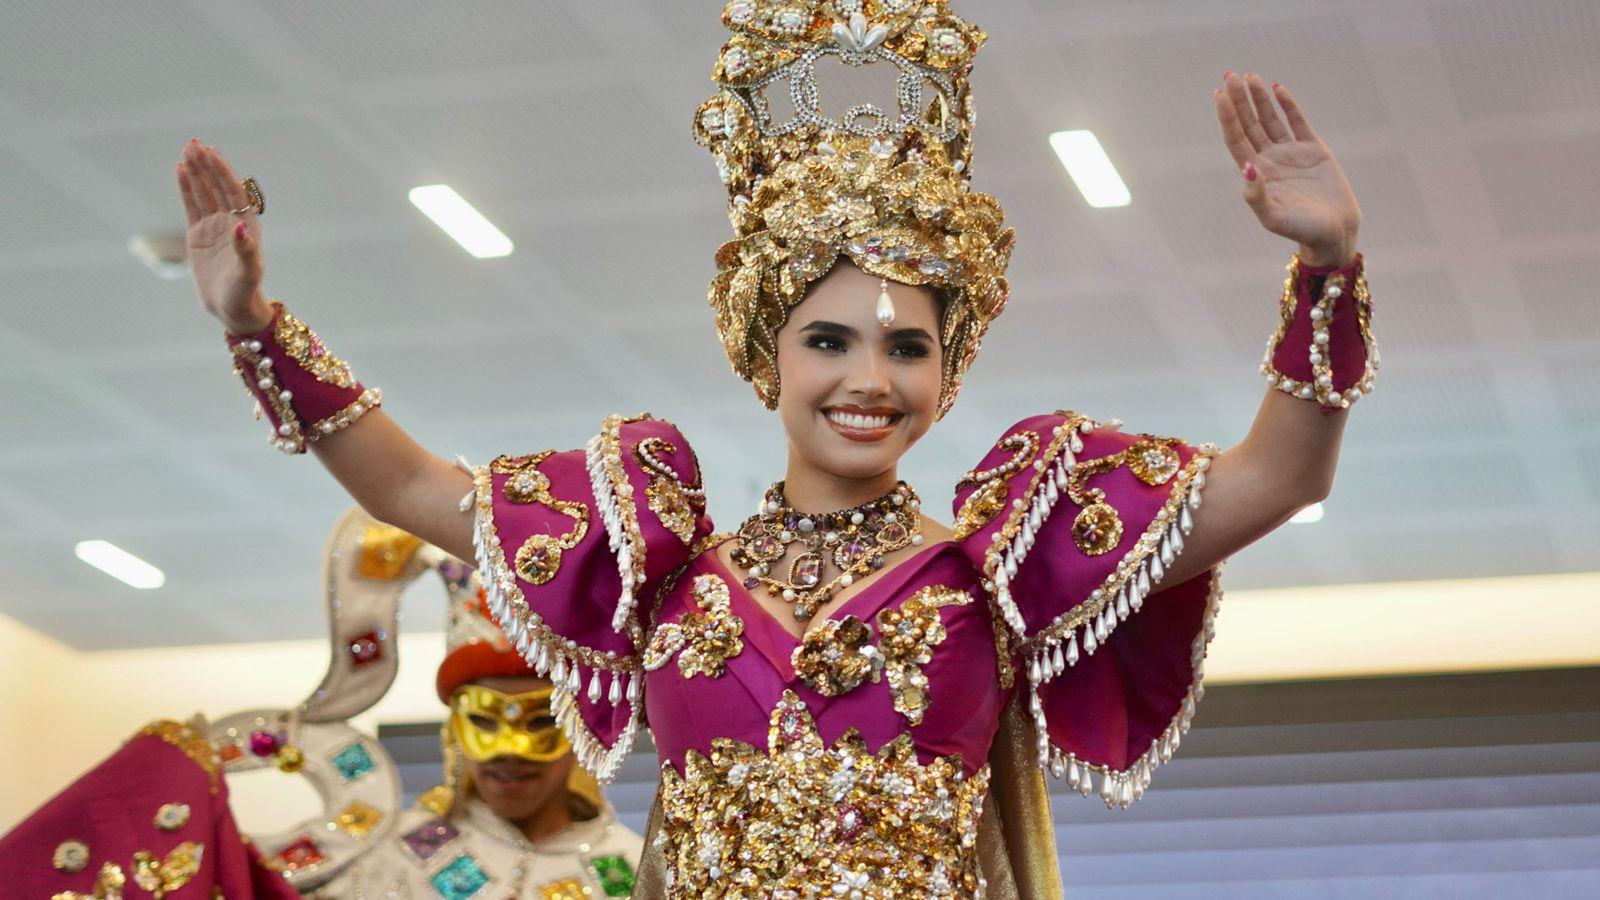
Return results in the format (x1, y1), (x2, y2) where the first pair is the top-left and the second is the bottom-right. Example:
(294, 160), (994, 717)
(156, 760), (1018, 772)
(356, 523), (423, 581)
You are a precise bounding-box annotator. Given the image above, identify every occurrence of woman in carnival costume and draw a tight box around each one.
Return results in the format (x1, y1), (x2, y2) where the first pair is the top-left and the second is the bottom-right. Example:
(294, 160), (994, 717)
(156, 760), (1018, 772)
(174, 1), (1373, 896)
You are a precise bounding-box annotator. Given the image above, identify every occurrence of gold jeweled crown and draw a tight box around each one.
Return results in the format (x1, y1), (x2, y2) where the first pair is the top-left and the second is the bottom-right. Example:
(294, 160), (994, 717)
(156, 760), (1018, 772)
(696, 0), (1014, 418)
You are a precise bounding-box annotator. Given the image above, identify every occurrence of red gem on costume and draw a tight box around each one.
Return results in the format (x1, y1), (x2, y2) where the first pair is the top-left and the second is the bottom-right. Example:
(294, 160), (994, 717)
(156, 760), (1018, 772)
(276, 836), (325, 871)
(347, 630), (383, 666)
(249, 730), (279, 757)
(218, 743), (244, 763)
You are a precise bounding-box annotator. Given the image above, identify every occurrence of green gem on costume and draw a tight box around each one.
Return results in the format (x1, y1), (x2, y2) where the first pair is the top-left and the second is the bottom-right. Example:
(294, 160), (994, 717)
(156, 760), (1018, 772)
(588, 854), (635, 897)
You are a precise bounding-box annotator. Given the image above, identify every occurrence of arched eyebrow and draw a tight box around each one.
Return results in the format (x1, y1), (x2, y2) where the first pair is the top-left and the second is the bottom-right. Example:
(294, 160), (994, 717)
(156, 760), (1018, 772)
(799, 320), (934, 343)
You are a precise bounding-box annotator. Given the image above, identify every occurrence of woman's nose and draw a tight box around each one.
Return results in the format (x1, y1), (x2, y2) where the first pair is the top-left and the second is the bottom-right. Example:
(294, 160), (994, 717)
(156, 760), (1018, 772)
(846, 347), (891, 397)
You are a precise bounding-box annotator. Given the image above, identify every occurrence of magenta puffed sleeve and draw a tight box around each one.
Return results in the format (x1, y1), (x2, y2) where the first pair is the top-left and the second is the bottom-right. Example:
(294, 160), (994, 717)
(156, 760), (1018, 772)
(471, 414), (712, 782)
(953, 411), (1223, 808)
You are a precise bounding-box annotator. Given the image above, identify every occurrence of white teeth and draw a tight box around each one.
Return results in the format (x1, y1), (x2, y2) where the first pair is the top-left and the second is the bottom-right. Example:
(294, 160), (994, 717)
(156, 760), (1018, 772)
(827, 411), (894, 430)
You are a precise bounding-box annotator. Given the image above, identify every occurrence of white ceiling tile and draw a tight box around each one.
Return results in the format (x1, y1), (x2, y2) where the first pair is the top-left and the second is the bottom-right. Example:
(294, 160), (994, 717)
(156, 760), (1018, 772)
(1350, 518), (1566, 583)
(2, 260), (217, 362)
(0, 2), (277, 115)
(1052, 12), (1392, 154)
(0, 147), (122, 251)
(523, 209), (730, 328)
(1349, 358), (1512, 446)
(261, 0), (604, 83)
(1548, 354), (1600, 431)
(1474, 134), (1600, 239)
(1333, 447), (1532, 521)
(1429, 0), (1600, 121)
(370, 84), (705, 209)
(1514, 254), (1600, 344)
(0, 371), (134, 450)
(74, 116), (404, 224)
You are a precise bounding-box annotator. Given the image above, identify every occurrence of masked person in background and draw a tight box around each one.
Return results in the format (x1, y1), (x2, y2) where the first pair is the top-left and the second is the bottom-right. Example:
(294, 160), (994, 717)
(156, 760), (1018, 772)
(316, 566), (641, 899)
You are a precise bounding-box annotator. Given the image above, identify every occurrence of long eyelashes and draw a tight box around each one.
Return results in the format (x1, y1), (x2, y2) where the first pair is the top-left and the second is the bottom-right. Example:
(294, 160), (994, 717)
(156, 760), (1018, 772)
(802, 335), (931, 359)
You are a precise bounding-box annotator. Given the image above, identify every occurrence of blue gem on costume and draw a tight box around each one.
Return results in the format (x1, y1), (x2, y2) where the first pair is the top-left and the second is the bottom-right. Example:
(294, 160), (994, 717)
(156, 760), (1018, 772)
(331, 740), (374, 781)
(430, 853), (491, 899)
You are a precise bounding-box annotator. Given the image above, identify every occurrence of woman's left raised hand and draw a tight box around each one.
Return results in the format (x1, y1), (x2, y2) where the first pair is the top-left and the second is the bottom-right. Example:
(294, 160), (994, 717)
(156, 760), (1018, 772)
(1215, 71), (1360, 267)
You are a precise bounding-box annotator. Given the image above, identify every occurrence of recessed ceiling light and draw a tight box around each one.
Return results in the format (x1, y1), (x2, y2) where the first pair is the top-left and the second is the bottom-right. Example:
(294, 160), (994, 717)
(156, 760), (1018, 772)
(1048, 130), (1131, 208)
(74, 540), (165, 589)
(1289, 502), (1325, 525)
(128, 230), (189, 280)
(408, 185), (513, 259)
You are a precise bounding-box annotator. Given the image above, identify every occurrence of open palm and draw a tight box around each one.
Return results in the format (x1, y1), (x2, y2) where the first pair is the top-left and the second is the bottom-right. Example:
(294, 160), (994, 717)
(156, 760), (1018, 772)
(176, 139), (270, 332)
(1215, 72), (1361, 266)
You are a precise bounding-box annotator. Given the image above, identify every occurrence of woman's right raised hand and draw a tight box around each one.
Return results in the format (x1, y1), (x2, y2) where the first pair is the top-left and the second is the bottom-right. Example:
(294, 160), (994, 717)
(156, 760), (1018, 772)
(176, 139), (274, 334)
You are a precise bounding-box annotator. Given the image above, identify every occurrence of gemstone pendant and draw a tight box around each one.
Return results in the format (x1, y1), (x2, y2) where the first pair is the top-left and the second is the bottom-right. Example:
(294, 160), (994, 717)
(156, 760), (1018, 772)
(790, 552), (823, 587)
(834, 539), (868, 568)
(876, 279), (896, 326)
(877, 521), (908, 546)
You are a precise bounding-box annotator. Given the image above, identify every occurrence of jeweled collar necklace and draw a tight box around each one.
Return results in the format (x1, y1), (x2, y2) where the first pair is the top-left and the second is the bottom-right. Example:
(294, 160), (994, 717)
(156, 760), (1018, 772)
(731, 481), (924, 621)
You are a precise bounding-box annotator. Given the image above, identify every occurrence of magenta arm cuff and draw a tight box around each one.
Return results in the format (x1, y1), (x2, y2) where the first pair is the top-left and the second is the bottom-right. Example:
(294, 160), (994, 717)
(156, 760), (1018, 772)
(226, 302), (380, 454)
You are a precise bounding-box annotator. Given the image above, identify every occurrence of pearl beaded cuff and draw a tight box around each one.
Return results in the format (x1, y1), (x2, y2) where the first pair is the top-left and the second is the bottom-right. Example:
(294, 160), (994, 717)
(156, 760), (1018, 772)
(1261, 254), (1377, 411)
(226, 302), (379, 454)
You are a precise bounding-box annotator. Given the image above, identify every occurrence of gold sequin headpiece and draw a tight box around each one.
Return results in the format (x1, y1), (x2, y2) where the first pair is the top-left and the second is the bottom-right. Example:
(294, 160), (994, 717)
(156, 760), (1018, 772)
(696, 0), (1014, 418)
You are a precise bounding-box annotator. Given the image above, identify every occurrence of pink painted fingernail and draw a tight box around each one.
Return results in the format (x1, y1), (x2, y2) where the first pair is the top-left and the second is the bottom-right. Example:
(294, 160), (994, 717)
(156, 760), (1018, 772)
(1243, 161), (1258, 182)
(235, 222), (248, 241)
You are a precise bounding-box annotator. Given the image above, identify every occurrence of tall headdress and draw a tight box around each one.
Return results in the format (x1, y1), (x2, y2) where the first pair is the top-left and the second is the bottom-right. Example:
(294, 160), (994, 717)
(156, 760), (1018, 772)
(697, 0), (1015, 418)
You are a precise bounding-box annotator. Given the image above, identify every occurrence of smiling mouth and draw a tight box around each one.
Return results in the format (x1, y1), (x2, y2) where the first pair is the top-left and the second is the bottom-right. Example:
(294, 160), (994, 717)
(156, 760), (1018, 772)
(823, 407), (903, 441)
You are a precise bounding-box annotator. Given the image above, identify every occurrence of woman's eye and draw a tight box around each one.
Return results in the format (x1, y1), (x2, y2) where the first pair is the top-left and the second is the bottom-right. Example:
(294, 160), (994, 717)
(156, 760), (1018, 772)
(891, 341), (931, 359)
(804, 335), (846, 353)
(467, 714), (500, 732)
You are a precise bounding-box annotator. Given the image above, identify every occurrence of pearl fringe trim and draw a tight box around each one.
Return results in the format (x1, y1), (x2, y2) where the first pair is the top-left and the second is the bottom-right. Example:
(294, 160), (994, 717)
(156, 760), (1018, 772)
(471, 464), (643, 784)
(980, 414), (1222, 808)
(1034, 572), (1223, 809)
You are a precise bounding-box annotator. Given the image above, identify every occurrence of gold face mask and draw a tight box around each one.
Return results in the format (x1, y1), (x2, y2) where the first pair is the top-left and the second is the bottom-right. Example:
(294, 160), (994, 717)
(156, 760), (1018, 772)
(447, 684), (570, 764)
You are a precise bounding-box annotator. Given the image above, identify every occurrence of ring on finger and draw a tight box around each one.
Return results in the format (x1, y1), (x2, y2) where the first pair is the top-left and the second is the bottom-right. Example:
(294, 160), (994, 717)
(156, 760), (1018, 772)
(232, 177), (265, 216)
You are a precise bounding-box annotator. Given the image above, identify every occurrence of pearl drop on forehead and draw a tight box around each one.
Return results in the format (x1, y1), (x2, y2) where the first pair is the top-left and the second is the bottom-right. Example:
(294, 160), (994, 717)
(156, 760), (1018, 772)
(876, 279), (895, 327)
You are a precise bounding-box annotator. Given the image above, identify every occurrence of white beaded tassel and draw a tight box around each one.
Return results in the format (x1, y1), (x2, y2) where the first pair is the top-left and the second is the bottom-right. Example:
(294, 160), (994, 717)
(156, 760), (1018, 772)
(1033, 451), (1222, 810)
(585, 433), (640, 633)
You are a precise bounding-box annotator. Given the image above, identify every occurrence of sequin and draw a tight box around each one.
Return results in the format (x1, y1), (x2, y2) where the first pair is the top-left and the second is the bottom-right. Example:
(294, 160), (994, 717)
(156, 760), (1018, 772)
(52, 861), (125, 900)
(430, 853), (491, 900)
(131, 842), (203, 898)
(273, 307), (354, 387)
(330, 740), (375, 782)
(274, 836), (324, 872)
(355, 522), (423, 580)
(493, 452), (590, 587)
(53, 840), (89, 873)
(791, 615), (882, 696)
(401, 819), (459, 862)
(1072, 502), (1123, 557)
(658, 691), (988, 898)
(1127, 439), (1181, 486)
(636, 437), (706, 545)
(153, 803), (190, 832)
(644, 574), (744, 678)
(587, 854), (636, 897)
(333, 800), (383, 838)
(877, 587), (973, 726)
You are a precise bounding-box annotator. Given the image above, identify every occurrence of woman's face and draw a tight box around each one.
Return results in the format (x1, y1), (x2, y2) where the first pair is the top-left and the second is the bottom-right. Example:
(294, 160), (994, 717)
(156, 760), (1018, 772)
(775, 259), (943, 483)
